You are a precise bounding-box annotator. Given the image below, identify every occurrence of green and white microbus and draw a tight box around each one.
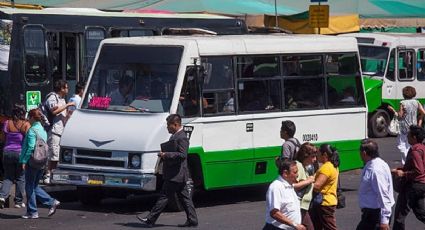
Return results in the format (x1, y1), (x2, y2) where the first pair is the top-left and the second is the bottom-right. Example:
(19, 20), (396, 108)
(53, 35), (367, 204)
(340, 33), (425, 137)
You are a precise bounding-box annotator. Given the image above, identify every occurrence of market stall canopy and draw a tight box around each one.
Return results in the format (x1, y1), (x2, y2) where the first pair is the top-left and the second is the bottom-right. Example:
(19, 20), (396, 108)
(11, 0), (425, 31)
(12, 0), (299, 15)
(259, 12), (359, 35)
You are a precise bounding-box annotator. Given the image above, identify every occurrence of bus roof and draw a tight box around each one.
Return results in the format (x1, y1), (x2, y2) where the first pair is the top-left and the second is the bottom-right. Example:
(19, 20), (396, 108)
(0, 7), (232, 19)
(100, 34), (359, 55)
(340, 33), (425, 48)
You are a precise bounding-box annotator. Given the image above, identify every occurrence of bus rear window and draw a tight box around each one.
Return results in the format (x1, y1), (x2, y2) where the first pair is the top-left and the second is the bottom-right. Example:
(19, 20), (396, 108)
(82, 45), (183, 113)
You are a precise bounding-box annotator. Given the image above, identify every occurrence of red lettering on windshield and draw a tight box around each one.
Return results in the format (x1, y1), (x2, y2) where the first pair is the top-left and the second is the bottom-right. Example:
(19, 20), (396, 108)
(88, 96), (111, 110)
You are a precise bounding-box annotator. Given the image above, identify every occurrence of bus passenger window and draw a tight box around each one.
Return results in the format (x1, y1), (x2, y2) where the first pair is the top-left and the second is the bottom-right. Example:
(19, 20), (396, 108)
(418, 50), (425, 81)
(398, 50), (414, 80)
(386, 50), (396, 81)
(178, 67), (200, 117)
(24, 26), (48, 84)
(201, 56), (235, 115)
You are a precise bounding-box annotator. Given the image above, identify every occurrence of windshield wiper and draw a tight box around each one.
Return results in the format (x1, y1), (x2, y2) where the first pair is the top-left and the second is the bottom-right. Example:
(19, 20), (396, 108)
(128, 105), (154, 113)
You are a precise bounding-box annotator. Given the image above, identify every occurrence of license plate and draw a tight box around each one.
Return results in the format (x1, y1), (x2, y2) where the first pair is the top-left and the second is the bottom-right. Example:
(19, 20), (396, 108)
(87, 175), (104, 185)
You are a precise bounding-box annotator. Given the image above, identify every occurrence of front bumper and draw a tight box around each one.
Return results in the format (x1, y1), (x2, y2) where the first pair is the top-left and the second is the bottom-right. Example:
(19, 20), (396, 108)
(51, 169), (157, 191)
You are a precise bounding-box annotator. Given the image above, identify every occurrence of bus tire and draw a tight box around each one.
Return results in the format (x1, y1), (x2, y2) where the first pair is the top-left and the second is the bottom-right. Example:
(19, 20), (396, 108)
(369, 109), (390, 138)
(77, 187), (103, 206)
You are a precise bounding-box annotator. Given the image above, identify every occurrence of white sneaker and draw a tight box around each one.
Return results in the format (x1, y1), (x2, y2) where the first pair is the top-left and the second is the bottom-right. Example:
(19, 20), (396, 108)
(48, 200), (60, 217)
(22, 213), (39, 219)
(14, 203), (26, 208)
(43, 174), (51, 184)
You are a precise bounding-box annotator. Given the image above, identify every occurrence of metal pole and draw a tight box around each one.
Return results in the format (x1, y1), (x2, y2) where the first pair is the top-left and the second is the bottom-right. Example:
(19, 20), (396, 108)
(275, 0), (278, 28)
(318, 2), (321, 34)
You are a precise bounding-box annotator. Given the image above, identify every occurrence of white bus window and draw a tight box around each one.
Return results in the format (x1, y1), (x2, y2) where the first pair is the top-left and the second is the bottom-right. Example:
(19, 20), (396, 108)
(417, 49), (425, 81)
(398, 50), (415, 81)
(386, 50), (396, 81)
(282, 55), (324, 110)
(358, 45), (389, 77)
(237, 56), (281, 113)
(326, 53), (363, 108)
(24, 26), (48, 84)
(282, 55), (323, 76)
(284, 78), (324, 110)
(201, 57), (235, 115)
(238, 80), (281, 112)
(179, 67), (201, 117)
(237, 56), (278, 78)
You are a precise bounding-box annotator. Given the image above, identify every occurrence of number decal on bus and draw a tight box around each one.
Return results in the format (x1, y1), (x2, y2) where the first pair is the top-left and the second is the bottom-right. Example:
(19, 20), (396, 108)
(302, 134), (318, 142)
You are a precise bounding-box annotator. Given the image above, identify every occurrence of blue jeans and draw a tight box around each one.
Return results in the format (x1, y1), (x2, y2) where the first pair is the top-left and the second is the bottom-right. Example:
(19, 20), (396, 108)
(0, 151), (25, 204)
(25, 165), (54, 215)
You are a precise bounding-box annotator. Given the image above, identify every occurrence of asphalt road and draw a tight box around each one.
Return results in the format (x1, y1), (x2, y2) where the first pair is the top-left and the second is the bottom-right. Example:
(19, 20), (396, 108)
(0, 137), (424, 230)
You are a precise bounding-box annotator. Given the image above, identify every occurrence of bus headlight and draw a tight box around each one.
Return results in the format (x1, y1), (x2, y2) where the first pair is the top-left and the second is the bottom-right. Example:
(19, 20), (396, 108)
(129, 154), (141, 169)
(61, 148), (73, 164)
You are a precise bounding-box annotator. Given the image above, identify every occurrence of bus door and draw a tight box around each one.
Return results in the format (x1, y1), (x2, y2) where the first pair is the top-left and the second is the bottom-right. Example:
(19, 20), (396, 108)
(22, 25), (50, 110)
(383, 49), (397, 101)
(47, 31), (82, 99)
(395, 47), (415, 99)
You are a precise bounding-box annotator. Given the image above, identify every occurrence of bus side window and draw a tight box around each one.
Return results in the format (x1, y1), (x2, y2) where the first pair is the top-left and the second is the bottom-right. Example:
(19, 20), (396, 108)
(23, 25), (48, 84)
(283, 55), (323, 110)
(201, 57), (235, 115)
(398, 50), (414, 81)
(386, 50), (396, 81)
(178, 67), (200, 117)
(237, 56), (281, 113)
(417, 49), (425, 81)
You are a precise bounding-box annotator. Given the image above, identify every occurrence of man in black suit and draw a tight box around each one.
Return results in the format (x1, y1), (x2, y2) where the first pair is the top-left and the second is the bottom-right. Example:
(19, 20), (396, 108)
(137, 114), (198, 228)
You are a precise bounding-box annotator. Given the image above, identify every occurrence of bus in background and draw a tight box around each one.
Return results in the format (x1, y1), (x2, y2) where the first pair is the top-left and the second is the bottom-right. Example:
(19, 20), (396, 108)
(340, 33), (425, 137)
(0, 7), (247, 117)
(52, 34), (367, 205)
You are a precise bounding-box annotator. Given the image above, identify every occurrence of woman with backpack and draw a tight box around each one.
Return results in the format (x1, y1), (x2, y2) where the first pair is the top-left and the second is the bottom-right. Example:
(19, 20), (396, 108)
(18, 108), (60, 219)
(0, 104), (30, 209)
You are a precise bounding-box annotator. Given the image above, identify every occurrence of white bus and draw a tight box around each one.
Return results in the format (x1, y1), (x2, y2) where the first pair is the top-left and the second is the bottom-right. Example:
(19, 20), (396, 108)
(53, 34), (367, 204)
(340, 33), (425, 137)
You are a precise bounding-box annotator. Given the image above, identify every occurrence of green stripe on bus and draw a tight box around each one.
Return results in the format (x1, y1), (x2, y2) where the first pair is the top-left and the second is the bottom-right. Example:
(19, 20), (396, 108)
(189, 139), (362, 190)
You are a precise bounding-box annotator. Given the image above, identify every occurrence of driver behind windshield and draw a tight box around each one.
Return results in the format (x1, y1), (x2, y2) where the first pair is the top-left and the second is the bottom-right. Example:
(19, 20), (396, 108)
(109, 75), (134, 105)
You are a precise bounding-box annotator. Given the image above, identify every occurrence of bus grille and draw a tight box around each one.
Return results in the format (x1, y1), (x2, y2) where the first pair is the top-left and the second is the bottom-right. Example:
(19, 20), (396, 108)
(75, 158), (125, 168)
(77, 149), (112, 158)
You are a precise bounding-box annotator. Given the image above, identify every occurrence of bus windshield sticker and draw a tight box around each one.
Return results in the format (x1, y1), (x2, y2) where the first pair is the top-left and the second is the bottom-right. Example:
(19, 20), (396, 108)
(88, 96), (111, 110)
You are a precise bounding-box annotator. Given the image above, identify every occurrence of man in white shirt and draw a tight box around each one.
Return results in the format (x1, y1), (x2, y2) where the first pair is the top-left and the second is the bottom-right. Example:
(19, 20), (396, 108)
(264, 159), (306, 230)
(68, 82), (85, 116)
(357, 139), (395, 230)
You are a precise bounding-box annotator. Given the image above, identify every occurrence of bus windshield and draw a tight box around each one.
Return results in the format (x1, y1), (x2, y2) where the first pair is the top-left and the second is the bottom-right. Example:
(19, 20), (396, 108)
(358, 45), (389, 77)
(82, 45), (183, 113)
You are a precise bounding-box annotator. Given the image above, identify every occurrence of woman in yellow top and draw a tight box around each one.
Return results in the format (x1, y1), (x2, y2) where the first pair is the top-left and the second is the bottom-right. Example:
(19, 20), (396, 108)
(311, 144), (339, 230)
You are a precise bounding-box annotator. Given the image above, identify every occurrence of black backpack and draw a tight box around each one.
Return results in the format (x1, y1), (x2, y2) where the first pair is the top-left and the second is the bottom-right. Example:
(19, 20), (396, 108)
(39, 93), (58, 130)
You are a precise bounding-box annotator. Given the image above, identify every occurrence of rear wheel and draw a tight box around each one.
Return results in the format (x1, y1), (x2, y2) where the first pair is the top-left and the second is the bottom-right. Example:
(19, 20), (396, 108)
(369, 109), (390, 138)
(77, 187), (104, 206)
